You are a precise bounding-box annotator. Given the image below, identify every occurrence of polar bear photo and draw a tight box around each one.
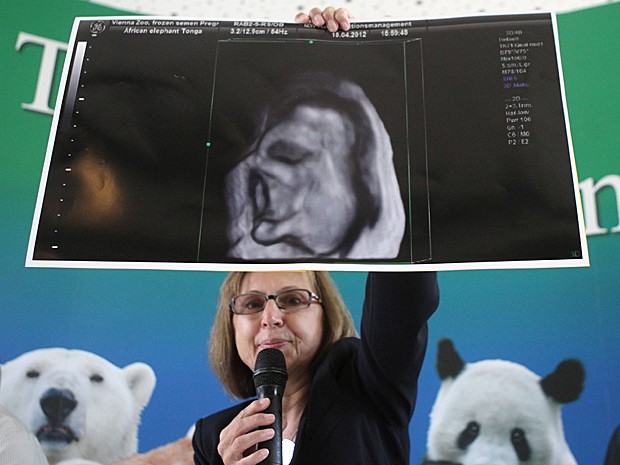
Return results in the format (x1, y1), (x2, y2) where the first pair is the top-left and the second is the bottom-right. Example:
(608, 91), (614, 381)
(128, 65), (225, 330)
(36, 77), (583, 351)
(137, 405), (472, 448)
(0, 348), (156, 465)
(421, 338), (585, 465)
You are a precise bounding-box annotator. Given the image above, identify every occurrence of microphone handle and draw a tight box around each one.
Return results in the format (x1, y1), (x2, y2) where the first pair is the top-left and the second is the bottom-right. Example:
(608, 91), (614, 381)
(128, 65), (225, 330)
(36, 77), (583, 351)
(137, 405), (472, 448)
(256, 384), (284, 465)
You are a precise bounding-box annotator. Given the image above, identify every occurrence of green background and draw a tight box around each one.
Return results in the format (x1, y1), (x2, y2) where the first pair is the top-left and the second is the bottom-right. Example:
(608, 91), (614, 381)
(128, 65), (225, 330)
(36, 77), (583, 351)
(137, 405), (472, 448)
(1, 1), (618, 464)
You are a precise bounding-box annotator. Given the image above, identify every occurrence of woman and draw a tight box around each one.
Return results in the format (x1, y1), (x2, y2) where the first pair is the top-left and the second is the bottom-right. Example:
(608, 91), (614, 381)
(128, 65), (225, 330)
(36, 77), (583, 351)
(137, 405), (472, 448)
(192, 270), (439, 465)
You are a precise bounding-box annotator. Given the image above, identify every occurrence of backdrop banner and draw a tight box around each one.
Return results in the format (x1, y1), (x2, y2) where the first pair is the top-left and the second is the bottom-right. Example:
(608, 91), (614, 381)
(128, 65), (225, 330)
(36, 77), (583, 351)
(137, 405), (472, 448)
(0, 1), (618, 465)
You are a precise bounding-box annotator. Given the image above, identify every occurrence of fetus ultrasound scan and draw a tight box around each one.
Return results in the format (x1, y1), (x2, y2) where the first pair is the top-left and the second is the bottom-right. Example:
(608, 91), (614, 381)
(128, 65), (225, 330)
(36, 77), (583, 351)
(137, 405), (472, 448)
(27, 14), (588, 271)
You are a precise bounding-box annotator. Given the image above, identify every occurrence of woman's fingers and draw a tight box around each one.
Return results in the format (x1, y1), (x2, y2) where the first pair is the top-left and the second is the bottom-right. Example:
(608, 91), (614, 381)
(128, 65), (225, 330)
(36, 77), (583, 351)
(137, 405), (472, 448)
(295, 6), (353, 31)
(217, 399), (276, 464)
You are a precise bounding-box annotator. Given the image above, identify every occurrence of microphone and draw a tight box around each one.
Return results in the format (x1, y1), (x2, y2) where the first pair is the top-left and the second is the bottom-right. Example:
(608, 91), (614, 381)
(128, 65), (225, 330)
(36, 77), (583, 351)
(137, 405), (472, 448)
(253, 348), (288, 465)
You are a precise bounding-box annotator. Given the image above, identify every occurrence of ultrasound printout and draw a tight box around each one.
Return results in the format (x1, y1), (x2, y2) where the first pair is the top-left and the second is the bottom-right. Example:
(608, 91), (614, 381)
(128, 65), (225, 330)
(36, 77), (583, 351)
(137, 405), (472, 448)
(27, 14), (588, 271)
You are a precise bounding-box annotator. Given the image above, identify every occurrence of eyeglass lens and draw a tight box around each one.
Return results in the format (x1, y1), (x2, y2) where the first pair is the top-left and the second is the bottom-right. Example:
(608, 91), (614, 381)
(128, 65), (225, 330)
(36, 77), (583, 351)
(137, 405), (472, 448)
(233, 289), (314, 314)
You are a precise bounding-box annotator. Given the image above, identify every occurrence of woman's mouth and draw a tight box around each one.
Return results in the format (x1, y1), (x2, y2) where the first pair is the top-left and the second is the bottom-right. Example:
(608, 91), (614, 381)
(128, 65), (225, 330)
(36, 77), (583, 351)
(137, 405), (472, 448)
(259, 339), (289, 349)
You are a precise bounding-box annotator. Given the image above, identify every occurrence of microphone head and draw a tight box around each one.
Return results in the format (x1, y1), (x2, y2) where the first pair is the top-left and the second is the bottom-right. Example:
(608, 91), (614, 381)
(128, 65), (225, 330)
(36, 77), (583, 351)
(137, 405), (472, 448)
(253, 348), (288, 390)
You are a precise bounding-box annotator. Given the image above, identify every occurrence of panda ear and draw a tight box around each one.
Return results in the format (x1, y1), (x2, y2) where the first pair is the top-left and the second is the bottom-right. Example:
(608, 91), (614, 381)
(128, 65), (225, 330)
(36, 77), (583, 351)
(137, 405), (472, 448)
(437, 338), (465, 380)
(540, 358), (585, 404)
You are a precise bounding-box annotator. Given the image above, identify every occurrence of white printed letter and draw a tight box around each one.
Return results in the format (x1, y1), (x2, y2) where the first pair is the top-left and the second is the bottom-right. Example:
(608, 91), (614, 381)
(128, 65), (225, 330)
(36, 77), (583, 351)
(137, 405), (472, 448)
(15, 32), (67, 115)
(580, 175), (620, 236)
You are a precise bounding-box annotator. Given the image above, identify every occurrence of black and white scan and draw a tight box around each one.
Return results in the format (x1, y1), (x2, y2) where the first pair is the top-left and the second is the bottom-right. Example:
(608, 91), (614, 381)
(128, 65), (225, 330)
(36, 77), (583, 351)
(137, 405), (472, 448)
(27, 14), (588, 271)
(202, 38), (426, 263)
(224, 72), (405, 260)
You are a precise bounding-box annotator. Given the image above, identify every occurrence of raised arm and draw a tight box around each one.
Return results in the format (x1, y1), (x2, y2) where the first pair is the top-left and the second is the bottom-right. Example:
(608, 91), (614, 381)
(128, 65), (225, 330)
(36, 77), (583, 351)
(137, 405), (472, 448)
(358, 272), (439, 425)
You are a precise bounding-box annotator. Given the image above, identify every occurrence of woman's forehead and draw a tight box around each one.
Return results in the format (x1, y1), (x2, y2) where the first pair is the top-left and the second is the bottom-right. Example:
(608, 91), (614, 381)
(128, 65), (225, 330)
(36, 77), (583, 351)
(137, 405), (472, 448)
(240, 271), (314, 293)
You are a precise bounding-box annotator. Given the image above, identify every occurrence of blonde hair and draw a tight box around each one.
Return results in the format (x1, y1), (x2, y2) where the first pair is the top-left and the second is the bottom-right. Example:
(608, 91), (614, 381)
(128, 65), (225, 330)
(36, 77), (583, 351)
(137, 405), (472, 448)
(208, 271), (358, 399)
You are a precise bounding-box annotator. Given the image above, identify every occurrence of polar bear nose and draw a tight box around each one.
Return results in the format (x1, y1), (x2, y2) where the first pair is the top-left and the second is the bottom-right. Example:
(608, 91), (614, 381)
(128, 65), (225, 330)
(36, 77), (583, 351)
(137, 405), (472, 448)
(40, 388), (78, 425)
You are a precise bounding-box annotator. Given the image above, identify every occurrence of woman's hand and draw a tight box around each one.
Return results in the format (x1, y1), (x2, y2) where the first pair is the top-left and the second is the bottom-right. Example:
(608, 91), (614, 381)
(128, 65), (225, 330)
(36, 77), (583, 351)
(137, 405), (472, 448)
(217, 398), (276, 464)
(295, 6), (353, 32)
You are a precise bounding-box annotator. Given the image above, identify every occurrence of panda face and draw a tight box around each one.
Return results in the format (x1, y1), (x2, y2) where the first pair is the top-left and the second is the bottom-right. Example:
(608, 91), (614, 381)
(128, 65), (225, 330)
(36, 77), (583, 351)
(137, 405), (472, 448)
(427, 360), (574, 465)
(454, 420), (531, 461)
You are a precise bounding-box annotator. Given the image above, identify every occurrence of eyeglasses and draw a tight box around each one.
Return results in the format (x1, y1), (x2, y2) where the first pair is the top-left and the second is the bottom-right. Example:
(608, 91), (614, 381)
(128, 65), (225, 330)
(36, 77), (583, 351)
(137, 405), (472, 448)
(230, 289), (322, 315)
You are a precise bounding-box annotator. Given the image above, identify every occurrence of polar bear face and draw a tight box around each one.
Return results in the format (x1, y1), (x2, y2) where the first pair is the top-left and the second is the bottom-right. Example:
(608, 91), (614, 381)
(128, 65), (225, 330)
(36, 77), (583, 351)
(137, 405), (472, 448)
(0, 348), (156, 465)
(425, 339), (584, 465)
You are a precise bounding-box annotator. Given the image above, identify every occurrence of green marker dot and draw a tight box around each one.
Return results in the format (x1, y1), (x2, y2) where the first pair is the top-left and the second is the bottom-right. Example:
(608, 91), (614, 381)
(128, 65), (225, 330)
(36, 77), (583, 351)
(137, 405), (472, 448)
(206, 142), (211, 147)
(309, 40), (314, 44)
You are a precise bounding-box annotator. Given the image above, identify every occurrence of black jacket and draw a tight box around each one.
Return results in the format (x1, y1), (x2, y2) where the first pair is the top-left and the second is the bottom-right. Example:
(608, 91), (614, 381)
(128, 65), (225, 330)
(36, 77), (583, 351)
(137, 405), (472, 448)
(193, 272), (439, 465)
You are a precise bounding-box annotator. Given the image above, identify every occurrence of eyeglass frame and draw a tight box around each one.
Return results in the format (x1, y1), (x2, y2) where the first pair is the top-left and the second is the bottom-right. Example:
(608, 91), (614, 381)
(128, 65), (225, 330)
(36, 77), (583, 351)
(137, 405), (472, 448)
(229, 288), (322, 315)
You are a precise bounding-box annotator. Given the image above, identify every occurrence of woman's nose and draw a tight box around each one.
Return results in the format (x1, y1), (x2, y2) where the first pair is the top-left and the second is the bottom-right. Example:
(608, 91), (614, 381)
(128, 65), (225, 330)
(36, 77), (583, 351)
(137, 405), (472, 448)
(261, 299), (284, 326)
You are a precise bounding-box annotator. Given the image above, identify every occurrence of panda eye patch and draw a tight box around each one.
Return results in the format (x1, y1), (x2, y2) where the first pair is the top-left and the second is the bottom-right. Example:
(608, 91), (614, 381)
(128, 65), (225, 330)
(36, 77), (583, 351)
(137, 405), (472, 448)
(457, 421), (480, 449)
(90, 374), (104, 383)
(511, 428), (531, 461)
(26, 370), (40, 378)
